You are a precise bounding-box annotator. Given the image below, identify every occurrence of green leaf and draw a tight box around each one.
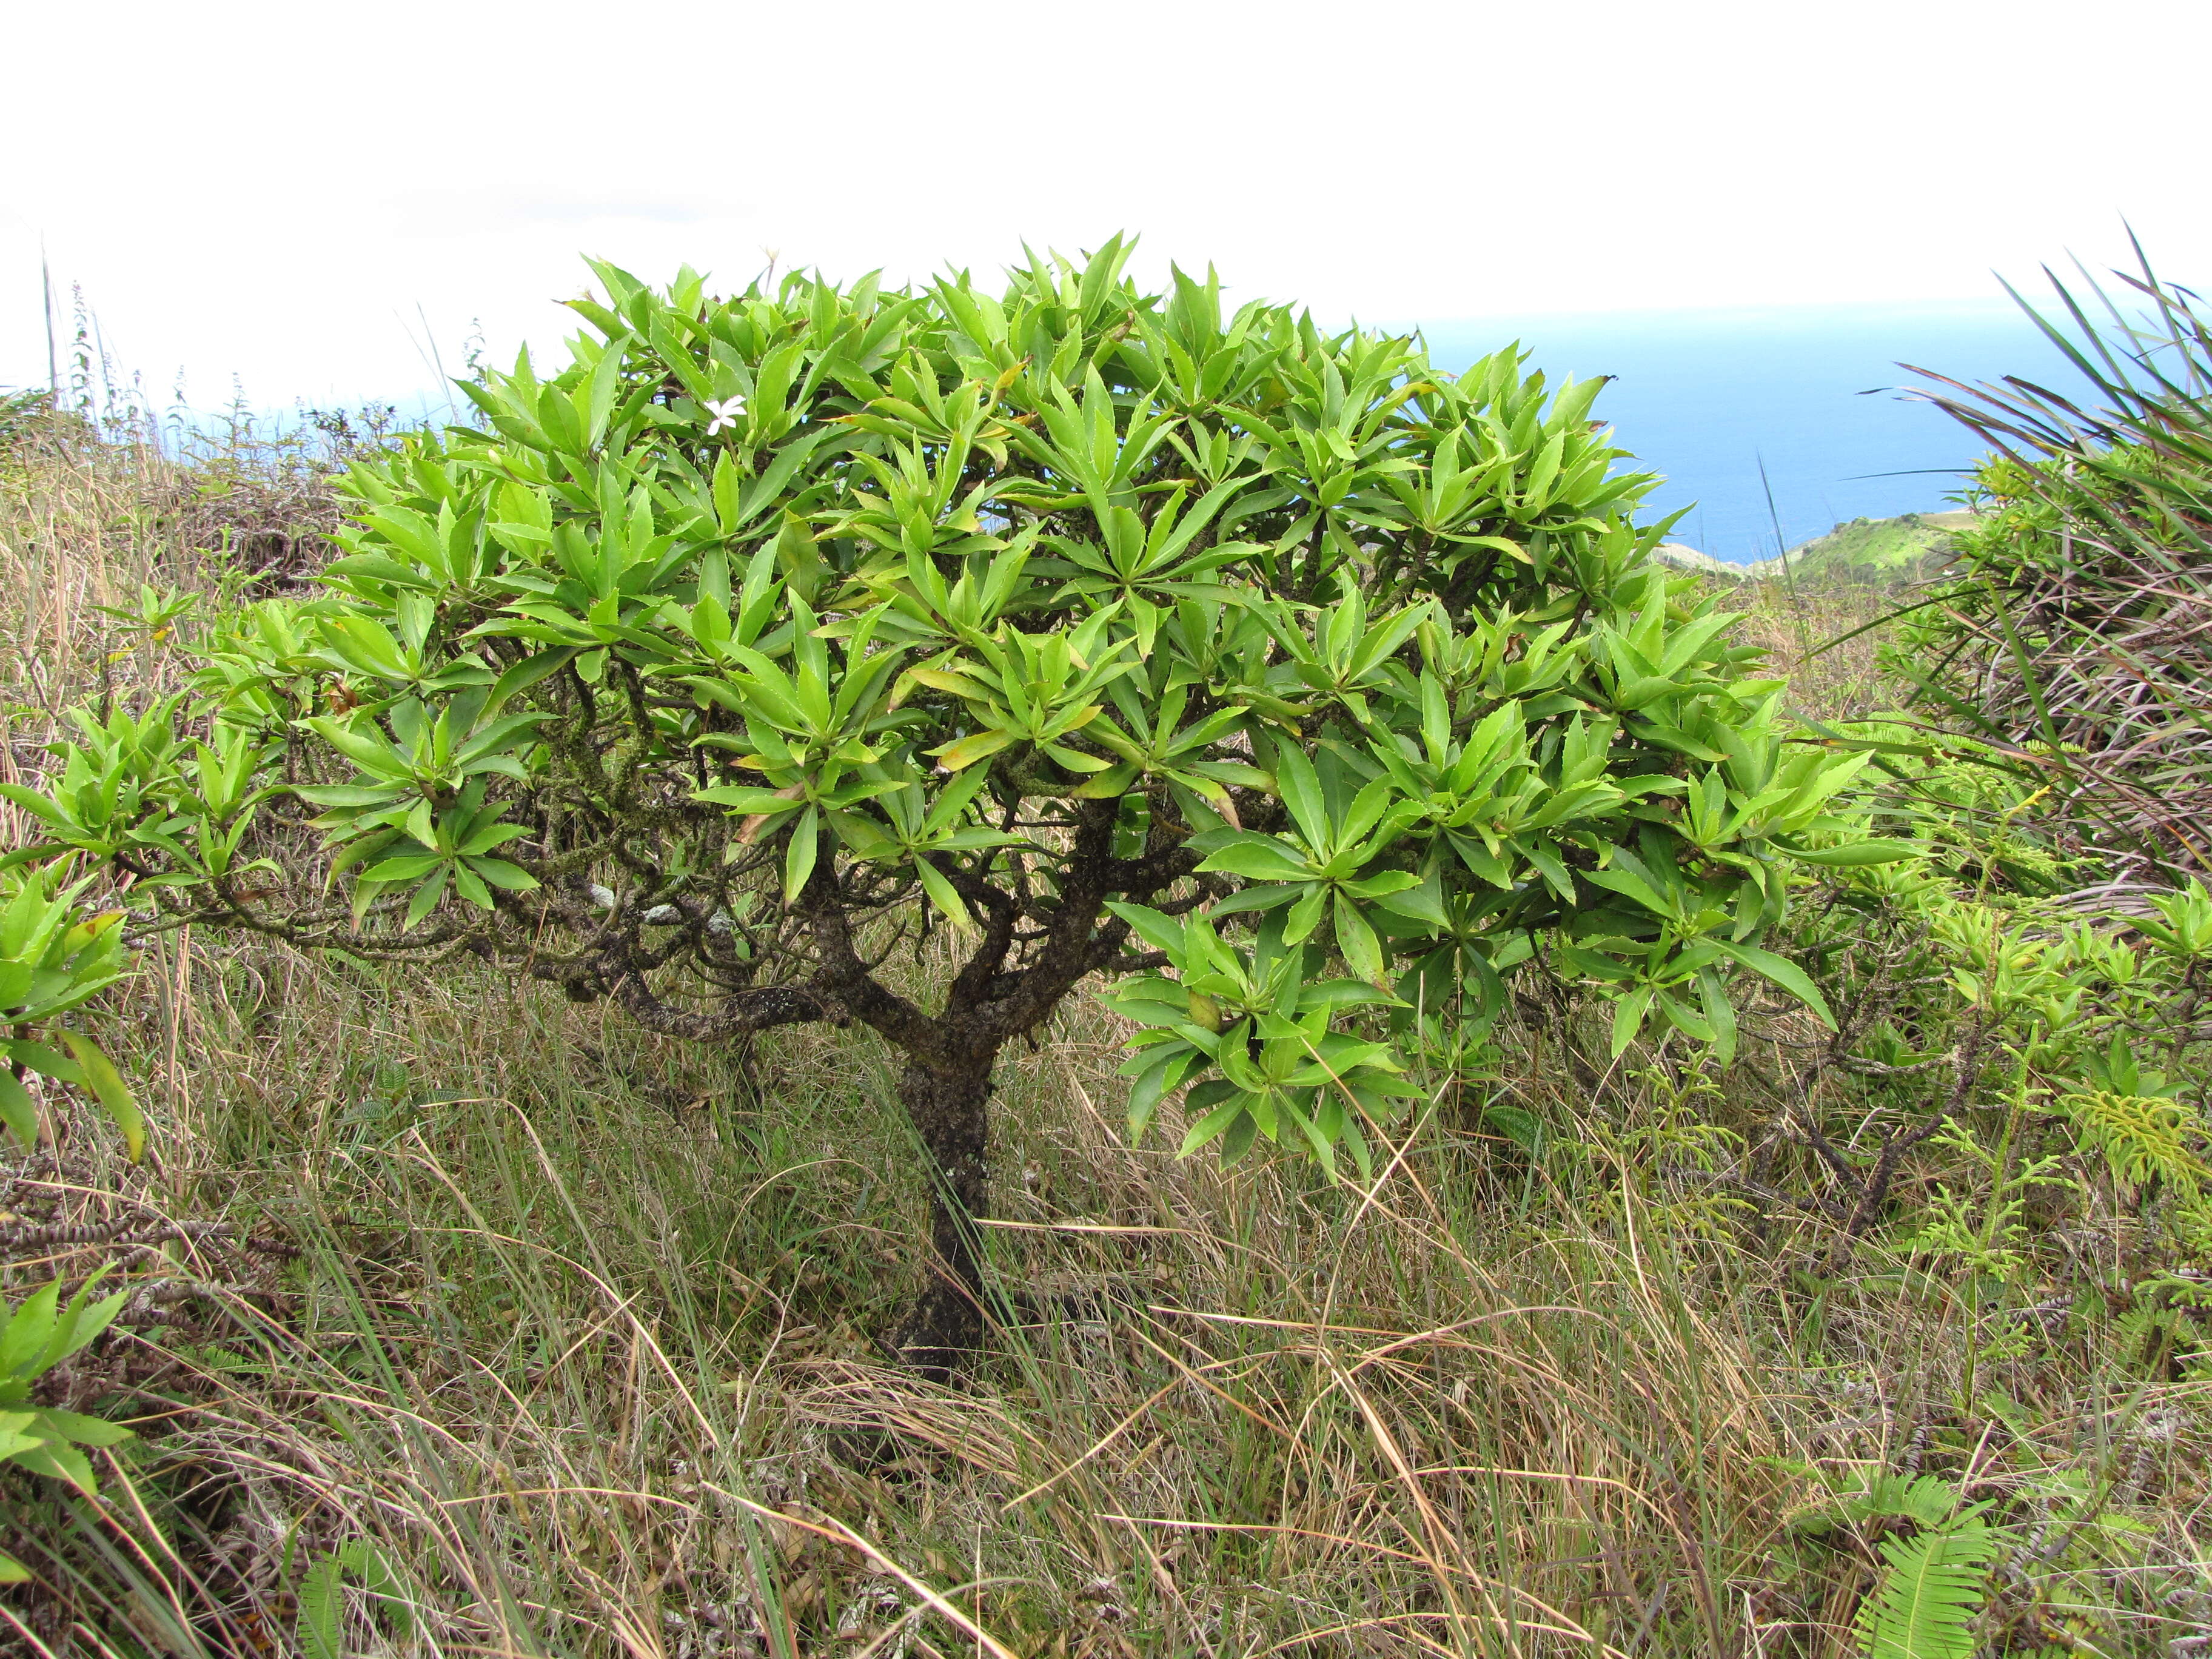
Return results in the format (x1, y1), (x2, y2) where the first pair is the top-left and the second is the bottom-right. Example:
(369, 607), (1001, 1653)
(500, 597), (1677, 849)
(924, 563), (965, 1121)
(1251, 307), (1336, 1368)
(1370, 872), (1449, 927)
(299, 1555), (346, 1659)
(1, 1282), (60, 1377)
(695, 785), (806, 814)
(1481, 1104), (1547, 1158)
(1333, 892), (1387, 986)
(1273, 747), (1329, 846)
(1609, 984), (1655, 1057)
(403, 866), (451, 931)
(1851, 1524), (1999, 1659)
(5, 1042), (85, 1085)
(358, 854), (445, 884)
(1124, 1047), (1203, 1139)
(58, 1032), (144, 1164)
(452, 862), (494, 910)
(33, 1406), (132, 1448)
(7, 1434), (99, 1497)
(1339, 870), (1419, 900)
(1584, 862), (1672, 918)
(1043, 742), (1114, 774)
(1282, 883), (1328, 945)
(46, 1281), (127, 1365)
(915, 859), (974, 930)
(294, 783), (411, 809)
(466, 857), (539, 892)
(783, 805), (821, 903)
(0, 1071), (36, 1151)
(1785, 838), (1925, 867)
(1195, 835), (1310, 882)
(486, 646), (579, 713)
(1206, 883), (1298, 919)
(338, 1539), (412, 1637)
(1707, 940), (1837, 1030)
(1178, 1088), (1253, 1158)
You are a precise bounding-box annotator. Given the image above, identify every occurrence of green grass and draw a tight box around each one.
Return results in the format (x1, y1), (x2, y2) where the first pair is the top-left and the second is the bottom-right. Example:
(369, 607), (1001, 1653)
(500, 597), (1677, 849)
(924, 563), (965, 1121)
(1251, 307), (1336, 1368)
(1748, 512), (1976, 585)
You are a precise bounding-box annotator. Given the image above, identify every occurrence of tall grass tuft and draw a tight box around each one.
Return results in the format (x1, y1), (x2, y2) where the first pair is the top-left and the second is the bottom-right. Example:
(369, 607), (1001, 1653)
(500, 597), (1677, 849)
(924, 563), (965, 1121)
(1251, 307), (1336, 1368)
(1903, 236), (2212, 880)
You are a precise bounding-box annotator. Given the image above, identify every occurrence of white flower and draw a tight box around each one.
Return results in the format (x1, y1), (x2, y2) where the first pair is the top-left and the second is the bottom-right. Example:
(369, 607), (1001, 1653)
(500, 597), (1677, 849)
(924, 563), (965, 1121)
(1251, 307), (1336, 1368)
(703, 395), (746, 436)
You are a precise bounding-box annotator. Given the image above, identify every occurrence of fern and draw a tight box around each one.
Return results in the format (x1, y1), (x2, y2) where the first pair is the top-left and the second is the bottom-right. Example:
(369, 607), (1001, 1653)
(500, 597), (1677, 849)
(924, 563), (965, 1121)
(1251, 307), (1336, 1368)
(1854, 1523), (2002, 1659)
(2060, 1090), (2212, 1195)
(297, 1540), (410, 1659)
(1848, 1473), (1968, 1529)
(297, 1556), (344, 1659)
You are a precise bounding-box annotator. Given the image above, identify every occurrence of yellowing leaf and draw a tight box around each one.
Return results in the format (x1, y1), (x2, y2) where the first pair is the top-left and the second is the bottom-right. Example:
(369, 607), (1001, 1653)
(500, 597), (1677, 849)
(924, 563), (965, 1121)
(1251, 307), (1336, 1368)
(59, 1031), (144, 1164)
(931, 729), (1014, 771)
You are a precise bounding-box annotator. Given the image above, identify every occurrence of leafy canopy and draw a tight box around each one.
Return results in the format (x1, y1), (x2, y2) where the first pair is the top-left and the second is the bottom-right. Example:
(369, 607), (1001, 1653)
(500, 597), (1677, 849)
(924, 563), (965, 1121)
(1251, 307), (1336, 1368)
(0, 859), (146, 1161)
(0, 1266), (135, 1581)
(24, 240), (1894, 1170)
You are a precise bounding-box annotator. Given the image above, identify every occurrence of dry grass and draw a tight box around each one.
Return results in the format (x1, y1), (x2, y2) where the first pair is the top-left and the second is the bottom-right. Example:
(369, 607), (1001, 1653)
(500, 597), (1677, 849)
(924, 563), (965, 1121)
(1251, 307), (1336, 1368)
(2, 421), (2207, 1658)
(1, 950), (1877, 1657)
(1723, 578), (1901, 725)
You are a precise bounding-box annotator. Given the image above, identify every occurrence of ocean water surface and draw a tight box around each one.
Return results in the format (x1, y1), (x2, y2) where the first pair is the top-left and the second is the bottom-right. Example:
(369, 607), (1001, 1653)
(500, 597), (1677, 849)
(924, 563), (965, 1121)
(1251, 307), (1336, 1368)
(177, 296), (2094, 571)
(1415, 300), (2085, 565)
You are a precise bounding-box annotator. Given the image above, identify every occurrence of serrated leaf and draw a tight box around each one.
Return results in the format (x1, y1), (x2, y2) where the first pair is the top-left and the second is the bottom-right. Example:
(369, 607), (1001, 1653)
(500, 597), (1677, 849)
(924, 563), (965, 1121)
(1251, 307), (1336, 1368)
(7, 1434), (99, 1496)
(33, 1406), (133, 1448)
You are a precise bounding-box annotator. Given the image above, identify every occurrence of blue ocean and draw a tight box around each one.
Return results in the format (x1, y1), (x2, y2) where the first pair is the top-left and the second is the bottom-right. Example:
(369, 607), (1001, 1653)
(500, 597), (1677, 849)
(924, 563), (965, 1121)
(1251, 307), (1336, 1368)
(1416, 300), (2083, 566)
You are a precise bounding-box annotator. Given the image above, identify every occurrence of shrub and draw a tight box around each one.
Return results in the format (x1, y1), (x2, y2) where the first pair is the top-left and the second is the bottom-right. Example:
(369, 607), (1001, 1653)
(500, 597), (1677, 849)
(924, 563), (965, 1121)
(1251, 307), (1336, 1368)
(0, 387), (76, 452)
(0, 1270), (134, 1583)
(15, 243), (1887, 1368)
(0, 862), (144, 1162)
(1903, 243), (2212, 878)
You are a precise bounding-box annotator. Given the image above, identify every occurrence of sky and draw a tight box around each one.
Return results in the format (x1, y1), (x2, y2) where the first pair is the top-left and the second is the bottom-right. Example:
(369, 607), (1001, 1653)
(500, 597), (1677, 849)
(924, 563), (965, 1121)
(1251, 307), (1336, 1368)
(1421, 299), (2085, 560)
(7, 0), (2210, 447)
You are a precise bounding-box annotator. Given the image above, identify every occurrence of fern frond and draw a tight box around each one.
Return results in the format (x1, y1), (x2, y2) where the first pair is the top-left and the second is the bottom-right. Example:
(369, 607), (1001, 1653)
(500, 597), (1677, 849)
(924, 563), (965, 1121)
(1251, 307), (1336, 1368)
(2060, 1090), (2212, 1195)
(297, 1557), (344, 1659)
(1854, 1523), (2000, 1659)
(1848, 1473), (1965, 1528)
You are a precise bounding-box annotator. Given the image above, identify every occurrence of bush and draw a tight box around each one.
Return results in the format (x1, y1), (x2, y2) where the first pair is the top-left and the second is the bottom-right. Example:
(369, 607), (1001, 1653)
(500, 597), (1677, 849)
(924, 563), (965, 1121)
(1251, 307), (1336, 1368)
(0, 862), (143, 1162)
(15, 243), (1890, 1367)
(0, 388), (78, 452)
(1903, 244), (2212, 879)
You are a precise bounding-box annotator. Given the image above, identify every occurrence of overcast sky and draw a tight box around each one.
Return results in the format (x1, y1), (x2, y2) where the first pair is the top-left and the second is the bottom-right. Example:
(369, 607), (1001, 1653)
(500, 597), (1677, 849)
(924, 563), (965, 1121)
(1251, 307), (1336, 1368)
(7, 0), (2206, 413)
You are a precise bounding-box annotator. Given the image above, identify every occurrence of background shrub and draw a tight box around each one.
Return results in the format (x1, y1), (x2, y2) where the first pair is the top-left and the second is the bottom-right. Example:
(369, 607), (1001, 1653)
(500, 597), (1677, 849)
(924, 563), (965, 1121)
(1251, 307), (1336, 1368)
(1903, 243), (2212, 881)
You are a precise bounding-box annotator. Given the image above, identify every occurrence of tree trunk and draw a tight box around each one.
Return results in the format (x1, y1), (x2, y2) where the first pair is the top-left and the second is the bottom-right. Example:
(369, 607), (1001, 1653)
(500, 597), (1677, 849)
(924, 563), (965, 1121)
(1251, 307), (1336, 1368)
(888, 1050), (996, 1379)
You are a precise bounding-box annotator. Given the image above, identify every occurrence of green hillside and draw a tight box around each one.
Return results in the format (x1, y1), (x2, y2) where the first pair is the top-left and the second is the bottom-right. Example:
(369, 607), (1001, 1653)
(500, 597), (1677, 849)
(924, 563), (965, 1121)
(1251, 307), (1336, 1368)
(1650, 511), (1974, 585)
(1747, 509), (1974, 582)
